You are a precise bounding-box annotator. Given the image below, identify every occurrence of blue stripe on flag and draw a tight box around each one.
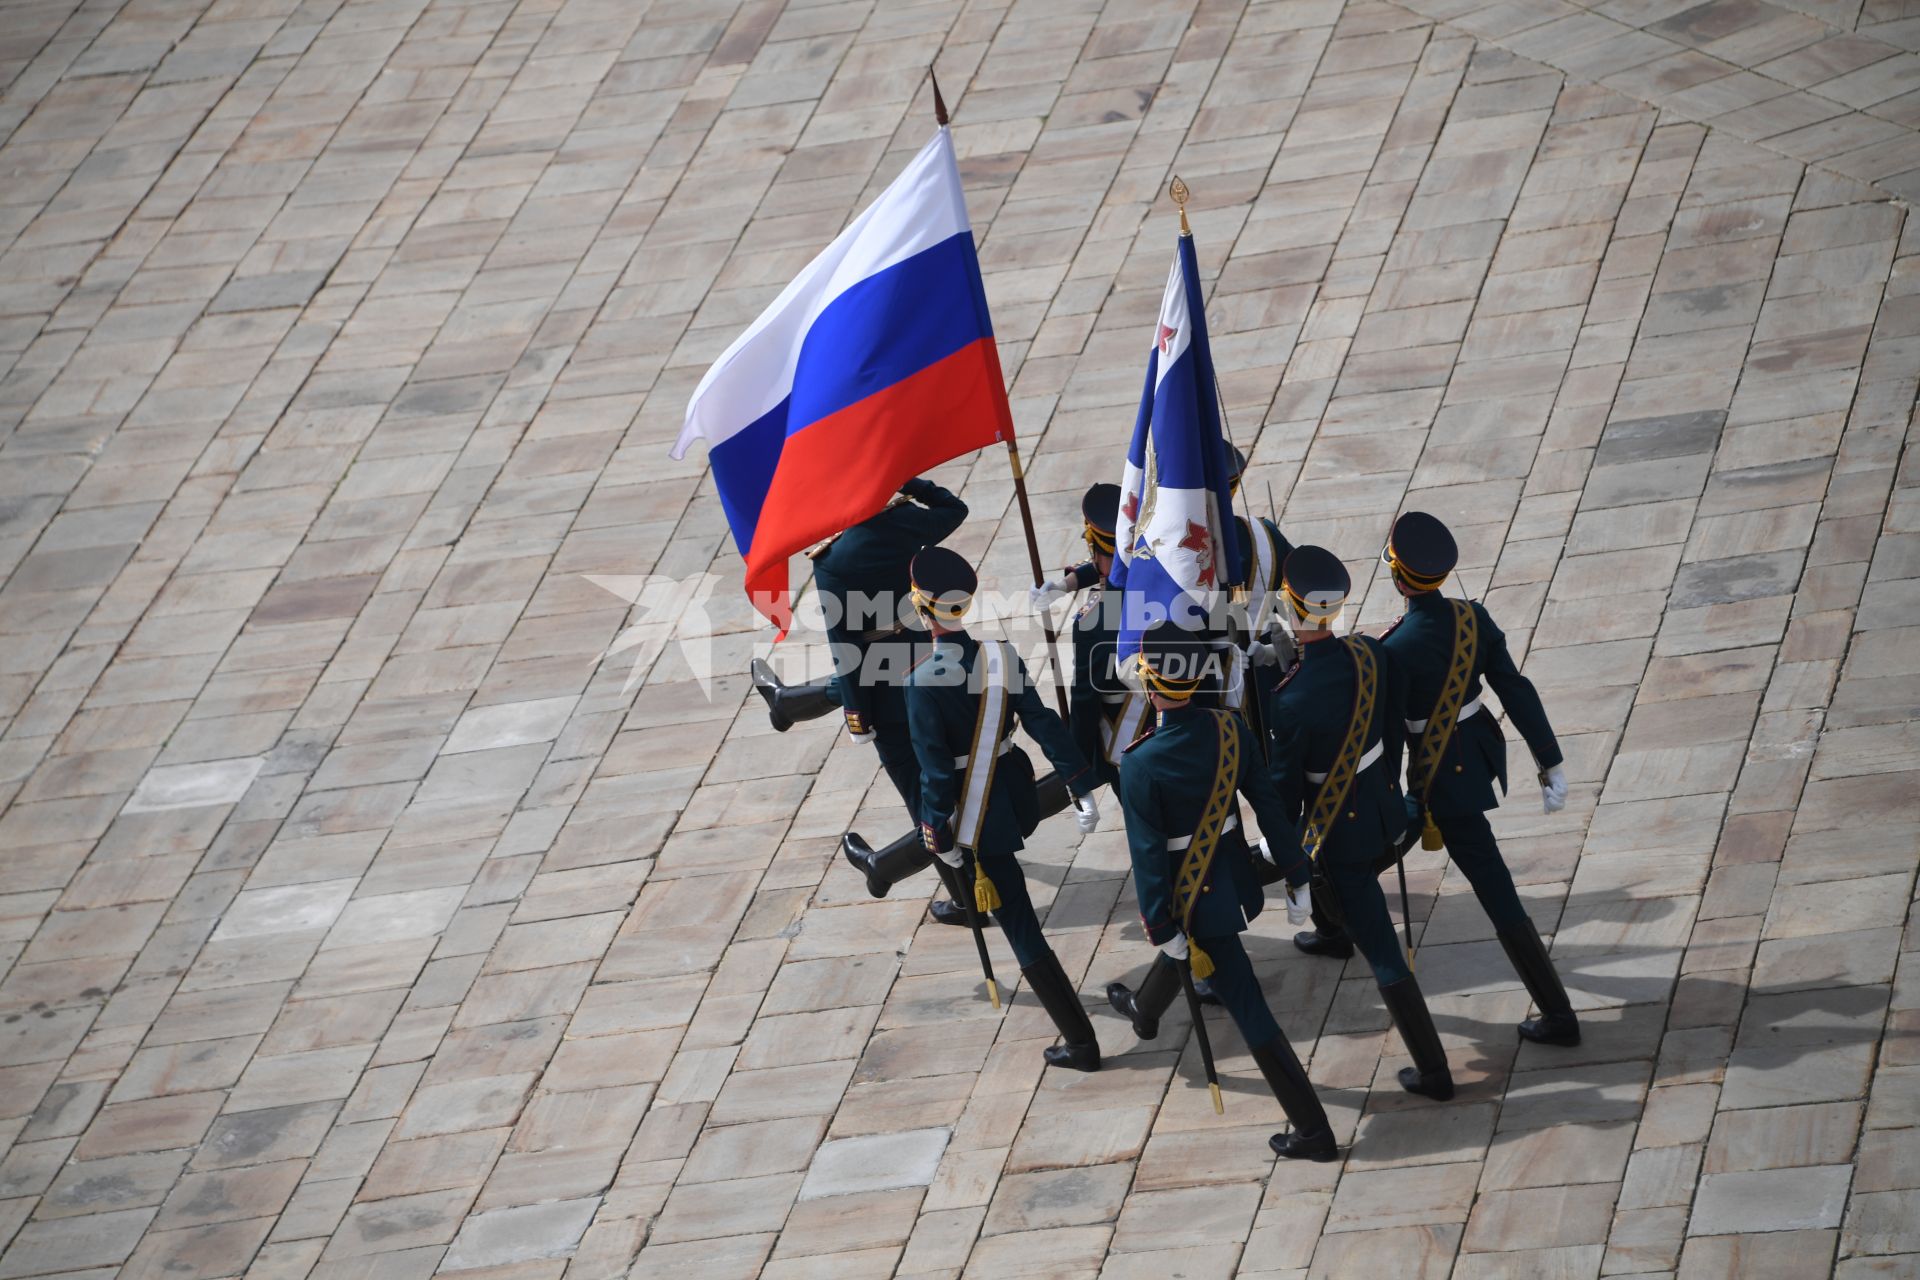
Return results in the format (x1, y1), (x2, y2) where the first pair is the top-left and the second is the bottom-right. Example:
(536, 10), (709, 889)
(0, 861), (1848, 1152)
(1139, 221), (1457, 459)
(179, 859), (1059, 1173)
(786, 231), (993, 438)
(707, 230), (996, 559)
(1146, 353), (1210, 488)
(710, 398), (788, 555)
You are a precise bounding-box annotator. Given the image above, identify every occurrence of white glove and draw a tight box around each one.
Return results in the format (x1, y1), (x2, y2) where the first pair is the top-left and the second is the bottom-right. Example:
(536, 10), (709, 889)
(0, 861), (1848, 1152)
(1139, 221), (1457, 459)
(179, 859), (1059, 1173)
(848, 729), (875, 745)
(1026, 575), (1075, 612)
(935, 845), (964, 869)
(1245, 640), (1283, 668)
(1541, 763), (1568, 814)
(1073, 793), (1100, 834)
(1286, 881), (1312, 926)
(1158, 932), (1189, 961)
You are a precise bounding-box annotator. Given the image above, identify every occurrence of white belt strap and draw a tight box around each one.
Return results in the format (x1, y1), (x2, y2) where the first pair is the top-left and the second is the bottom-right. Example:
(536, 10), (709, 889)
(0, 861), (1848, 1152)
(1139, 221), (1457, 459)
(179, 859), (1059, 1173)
(1248, 519), (1278, 628)
(953, 641), (1011, 849)
(1406, 693), (1482, 734)
(1306, 739), (1382, 784)
(1099, 691), (1149, 765)
(1218, 642), (1246, 711)
(1167, 813), (1238, 851)
(953, 736), (1015, 768)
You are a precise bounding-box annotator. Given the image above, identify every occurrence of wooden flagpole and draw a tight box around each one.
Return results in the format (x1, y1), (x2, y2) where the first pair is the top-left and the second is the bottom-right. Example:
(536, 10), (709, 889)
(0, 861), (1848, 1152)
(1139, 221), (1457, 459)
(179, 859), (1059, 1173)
(932, 68), (1071, 717)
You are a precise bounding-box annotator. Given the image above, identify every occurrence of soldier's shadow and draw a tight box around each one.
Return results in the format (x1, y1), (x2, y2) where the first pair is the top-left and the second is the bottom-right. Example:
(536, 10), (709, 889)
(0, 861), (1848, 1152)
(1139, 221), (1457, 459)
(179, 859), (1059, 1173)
(1128, 889), (1894, 1152)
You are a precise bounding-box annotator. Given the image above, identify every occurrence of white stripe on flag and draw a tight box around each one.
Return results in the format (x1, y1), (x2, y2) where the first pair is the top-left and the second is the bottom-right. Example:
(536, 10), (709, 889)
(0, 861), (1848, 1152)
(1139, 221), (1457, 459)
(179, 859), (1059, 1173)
(673, 128), (972, 459)
(1150, 253), (1189, 392)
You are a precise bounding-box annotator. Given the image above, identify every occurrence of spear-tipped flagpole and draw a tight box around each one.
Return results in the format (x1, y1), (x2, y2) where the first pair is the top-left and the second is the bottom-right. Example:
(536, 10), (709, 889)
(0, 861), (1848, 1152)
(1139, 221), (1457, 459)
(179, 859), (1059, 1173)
(931, 66), (1071, 719)
(922, 67), (1021, 1007)
(1179, 176), (1265, 753)
(1168, 174), (1224, 1117)
(1006, 438), (1072, 719)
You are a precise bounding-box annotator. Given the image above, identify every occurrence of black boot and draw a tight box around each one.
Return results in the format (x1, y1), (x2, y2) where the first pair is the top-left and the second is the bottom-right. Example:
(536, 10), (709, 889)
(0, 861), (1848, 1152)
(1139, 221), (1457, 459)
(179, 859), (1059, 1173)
(927, 897), (969, 927)
(1294, 895), (1355, 958)
(1380, 975), (1453, 1101)
(1292, 929), (1354, 959)
(841, 831), (932, 899)
(751, 659), (835, 733)
(1498, 918), (1581, 1047)
(1023, 951), (1100, 1072)
(1105, 952), (1182, 1040)
(1251, 1036), (1338, 1162)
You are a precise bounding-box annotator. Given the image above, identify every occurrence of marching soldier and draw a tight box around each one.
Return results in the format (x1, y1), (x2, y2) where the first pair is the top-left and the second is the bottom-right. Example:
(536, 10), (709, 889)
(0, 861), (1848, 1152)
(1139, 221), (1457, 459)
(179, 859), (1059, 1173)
(1270, 546), (1454, 1101)
(747, 477), (970, 922)
(907, 547), (1106, 1071)
(1104, 619), (1334, 1160)
(1027, 483), (1147, 791)
(1375, 511), (1579, 1047)
(750, 475), (965, 745)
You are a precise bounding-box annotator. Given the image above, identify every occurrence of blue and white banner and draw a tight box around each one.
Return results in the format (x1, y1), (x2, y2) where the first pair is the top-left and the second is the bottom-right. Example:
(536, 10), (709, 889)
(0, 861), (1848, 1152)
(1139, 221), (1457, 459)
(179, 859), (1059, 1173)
(1110, 230), (1241, 660)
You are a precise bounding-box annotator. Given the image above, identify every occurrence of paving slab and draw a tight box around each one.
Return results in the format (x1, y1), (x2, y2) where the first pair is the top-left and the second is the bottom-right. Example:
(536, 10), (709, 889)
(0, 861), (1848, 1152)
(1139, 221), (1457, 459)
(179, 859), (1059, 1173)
(0, 0), (1915, 1276)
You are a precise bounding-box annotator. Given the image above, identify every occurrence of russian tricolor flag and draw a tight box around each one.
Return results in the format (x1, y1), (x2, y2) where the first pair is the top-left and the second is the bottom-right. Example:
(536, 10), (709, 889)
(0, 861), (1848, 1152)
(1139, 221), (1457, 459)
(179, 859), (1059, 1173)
(1110, 228), (1242, 660)
(672, 127), (1013, 628)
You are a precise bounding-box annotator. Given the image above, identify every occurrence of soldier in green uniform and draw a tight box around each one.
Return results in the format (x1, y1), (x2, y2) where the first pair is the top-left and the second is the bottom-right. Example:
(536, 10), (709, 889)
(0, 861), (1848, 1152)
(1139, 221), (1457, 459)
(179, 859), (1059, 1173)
(1027, 483), (1146, 791)
(1103, 619), (1335, 1160)
(1374, 511), (1579, 1047)
(906, 547), (1106, 1071)
(1269, 546), (1454, 1100)
(747, 477), (969, 922)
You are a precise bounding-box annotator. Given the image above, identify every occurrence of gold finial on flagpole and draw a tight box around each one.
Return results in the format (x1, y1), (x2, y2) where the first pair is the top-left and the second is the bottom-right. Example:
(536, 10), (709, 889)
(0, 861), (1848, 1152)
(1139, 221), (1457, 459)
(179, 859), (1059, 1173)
(1170, 175), (1191, 235)
(930, 67), (949, 126)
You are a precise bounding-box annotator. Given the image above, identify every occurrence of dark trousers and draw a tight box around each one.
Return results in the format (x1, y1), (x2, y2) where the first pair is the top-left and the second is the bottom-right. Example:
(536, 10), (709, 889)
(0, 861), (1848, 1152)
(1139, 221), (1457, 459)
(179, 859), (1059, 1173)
(981, 852), (1047, 968)
(827, 671), (917, 817)
(1436, 810), (1528, 932)
(1068, 698), (1121, 792)
(1322, 855), (1412, 986)
(873, 725), (919, 817)
(1194, 931), (1281, 1047)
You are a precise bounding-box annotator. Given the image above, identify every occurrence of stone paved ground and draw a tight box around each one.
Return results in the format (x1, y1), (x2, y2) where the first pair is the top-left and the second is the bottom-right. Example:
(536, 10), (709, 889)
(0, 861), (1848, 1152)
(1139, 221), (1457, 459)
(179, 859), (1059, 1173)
(0, 0), (1916, 1276)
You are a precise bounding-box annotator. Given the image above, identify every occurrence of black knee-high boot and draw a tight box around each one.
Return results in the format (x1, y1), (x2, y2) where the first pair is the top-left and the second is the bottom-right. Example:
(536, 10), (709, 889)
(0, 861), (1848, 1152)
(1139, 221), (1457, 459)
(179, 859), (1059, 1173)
(750, 659), (836, 732)
(1251, 1036), (1338, 1161)
(841, 830), (932, 898)
(1498, 918), (1581, 1046)
(1380, 975), (1454, 1100)
(841, 832), (963, 924)
(1105, 952), (1183, 1040)
(1022, 950), (1100, 1072)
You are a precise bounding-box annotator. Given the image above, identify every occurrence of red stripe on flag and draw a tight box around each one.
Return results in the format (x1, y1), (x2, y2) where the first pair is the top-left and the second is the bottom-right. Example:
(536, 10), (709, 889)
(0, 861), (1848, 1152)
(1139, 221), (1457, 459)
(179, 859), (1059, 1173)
(744, 336), (1013, 629)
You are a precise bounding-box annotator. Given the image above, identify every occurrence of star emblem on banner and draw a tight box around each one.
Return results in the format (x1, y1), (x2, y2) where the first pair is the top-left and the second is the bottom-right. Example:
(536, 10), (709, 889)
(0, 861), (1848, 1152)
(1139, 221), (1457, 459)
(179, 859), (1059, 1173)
(1157, 323), (1177, 354)
(1179, 521), (1215, 588)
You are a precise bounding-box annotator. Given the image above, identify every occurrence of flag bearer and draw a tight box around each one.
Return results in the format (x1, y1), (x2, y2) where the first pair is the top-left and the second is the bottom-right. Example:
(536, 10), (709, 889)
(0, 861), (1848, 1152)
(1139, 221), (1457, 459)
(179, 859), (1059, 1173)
(747, 477), (971, 923)
(1104, 619), (1335, 1160)
(1027, 483), (1146, 791)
